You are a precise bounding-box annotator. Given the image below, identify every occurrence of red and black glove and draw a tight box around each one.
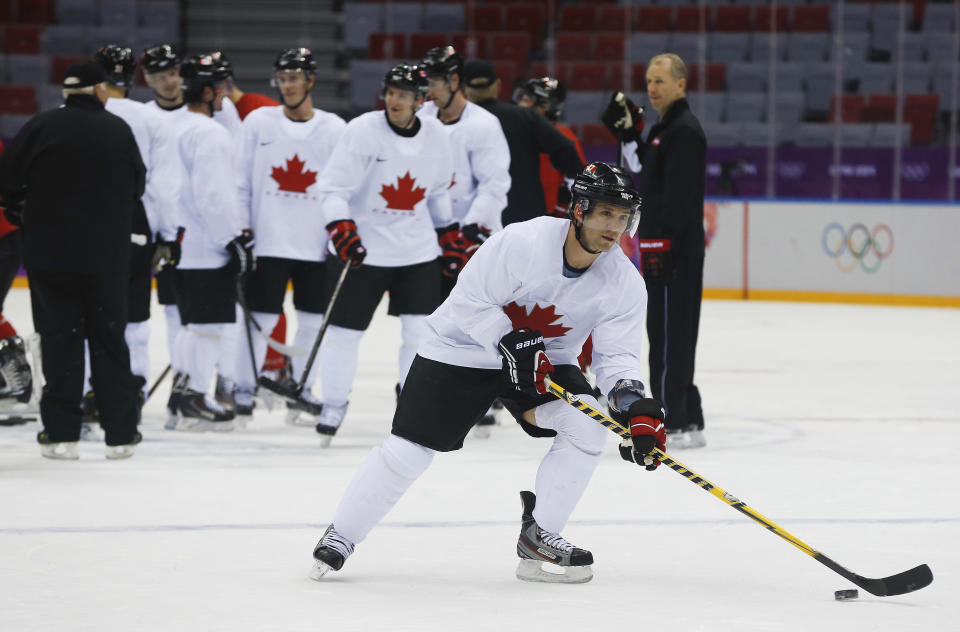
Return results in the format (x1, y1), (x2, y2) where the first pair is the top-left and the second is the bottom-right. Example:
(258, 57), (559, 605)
(461, 222), (491, 259)
(436, 223), (468, 278)
(601, 92), (645, 144)
(608, 379), (665, 471)
(497, 328), (555, 397)
(327, 219), (366, 266)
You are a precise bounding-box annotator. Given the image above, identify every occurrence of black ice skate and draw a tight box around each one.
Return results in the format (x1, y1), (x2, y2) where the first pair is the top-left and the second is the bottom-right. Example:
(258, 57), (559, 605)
(175, 388), (235, 431)
(214, 374), (236, 410)
(285, 389), (323, 427)
(314, 402), (347, 447)
(164, 371), (188, 430)
(516, 490), (594, 584)
(0, 336), (32, 404)
(308, 525), (355, 580)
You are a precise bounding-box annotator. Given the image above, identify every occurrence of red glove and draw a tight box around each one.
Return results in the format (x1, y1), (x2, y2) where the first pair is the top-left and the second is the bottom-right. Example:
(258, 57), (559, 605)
(436, 223), (469, 278)
(497, 328), (555, 396)
(618, 398), (666, 471)
(327, 219), (366, 266)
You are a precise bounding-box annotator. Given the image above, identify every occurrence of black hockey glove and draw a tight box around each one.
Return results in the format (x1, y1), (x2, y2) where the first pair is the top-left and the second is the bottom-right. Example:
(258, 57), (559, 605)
(327, 219), (366, 266)
(608, 379), (666, 471)
(638, 238), (673, 283)
(151, 227), (185, 272)
(225, 229), (254, 277)
(498, 328), (555, 397)
(601, 92), (645, 144)
(436, 223), (468, 278)
(461, 222), (492, 248)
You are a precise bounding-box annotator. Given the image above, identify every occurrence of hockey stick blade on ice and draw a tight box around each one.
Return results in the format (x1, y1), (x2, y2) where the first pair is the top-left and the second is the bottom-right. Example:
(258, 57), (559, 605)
(542, 376), (934, 597)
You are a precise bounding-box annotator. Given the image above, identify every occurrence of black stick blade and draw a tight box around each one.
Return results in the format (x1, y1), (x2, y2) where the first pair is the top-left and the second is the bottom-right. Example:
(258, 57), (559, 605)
(816, 554), (933, 596)
(257, 376), (302, 403)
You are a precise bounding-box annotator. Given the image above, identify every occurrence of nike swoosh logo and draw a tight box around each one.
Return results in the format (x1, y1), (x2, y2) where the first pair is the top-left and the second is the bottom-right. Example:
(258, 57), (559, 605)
(376, 157), (387, 162)
(260, 141), (273, 146)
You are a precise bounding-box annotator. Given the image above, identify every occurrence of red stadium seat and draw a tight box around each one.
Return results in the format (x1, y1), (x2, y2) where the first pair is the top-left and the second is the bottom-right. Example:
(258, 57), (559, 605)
(568, 62), (607, 91)
(594, 34), (625, 62)
(451, 34), (488, 60)
(713, 6), (751, 32)
(0, 0), (12, 23)
(51, 55), (88, 84)
(504, 5), (545, 51)
(686, 64), (726, 92)
(368, 33), (406, 60)
(555, 33), (591, 62)
(489, 33), (531, 77)
(466, 5), (502, 32)
(0, 85), (36, 114)
(16, 0), (55, 24)
(3, 25), (43, 54)
(559, 6), (596, 32)
(596, 7), (629, 32)
(492, 61), (517, 101)
(675, 6), (708, 33)
(754, 6), (789, 32)
(904, 94), (939, 144)
(635, 7), (671, 33)
(409, 33), (447, 59)
(829, 94), (865, 123)
(580, 123), (615, 147)
(861, 94), (897, 123)
(792, 5), (830, 32)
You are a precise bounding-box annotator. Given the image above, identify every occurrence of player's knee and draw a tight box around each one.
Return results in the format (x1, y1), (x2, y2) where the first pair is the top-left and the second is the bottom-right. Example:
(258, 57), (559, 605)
(380, 433), (435, 480)
(399, 314), (429, 346)
(326, 324), (364, 350)
(554, 396), (609, 455)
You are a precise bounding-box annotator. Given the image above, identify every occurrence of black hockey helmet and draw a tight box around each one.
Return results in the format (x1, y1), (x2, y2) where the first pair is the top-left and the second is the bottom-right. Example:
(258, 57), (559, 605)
(140, 43), (180, 75)
(94, 44), (137, 87)
(273, 47), (317, 77)
(420, 45), (463, 82)
(570, 161), (642, 237)
(381, 62), (428, 100)
(180, 52), (233, 103)
(514, 76), (566, 121)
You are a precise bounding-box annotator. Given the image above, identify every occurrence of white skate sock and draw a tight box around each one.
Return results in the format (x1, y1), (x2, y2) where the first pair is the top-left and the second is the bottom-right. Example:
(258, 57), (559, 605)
(320, 324), (364, 407)
(164, 304), (181, 366)
(333, 434), (435, 545)
(125, 320), (150, 390)
(181, 324), (224, 395)
(217, 315), (241, 383)
(398, 314), (429, 388)
(234, 311), (278, 391)
(291, 310), (324, 389)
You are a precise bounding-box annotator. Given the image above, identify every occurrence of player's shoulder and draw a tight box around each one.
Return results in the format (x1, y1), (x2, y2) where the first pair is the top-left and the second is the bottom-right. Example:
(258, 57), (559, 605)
(313, 108), (347, 130)
(243, 105), (282, 126)
(599, 246), (647, 297)
(499, 216), (564, 249)
(463, 101), (501, 127)
(418, 113), (446, 135)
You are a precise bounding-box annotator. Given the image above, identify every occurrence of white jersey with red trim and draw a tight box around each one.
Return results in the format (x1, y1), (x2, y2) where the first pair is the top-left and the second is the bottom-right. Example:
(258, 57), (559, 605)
(176, 110), (244, 269)
(419, 100), (510, 232)
(418, 216), (648, 396)
(316, 110), (454, 268)
(236, 105), (346, 261)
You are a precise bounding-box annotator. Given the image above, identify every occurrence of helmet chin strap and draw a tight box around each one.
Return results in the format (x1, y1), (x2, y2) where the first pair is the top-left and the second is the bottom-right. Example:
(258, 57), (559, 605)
(572, 215), (602, 255)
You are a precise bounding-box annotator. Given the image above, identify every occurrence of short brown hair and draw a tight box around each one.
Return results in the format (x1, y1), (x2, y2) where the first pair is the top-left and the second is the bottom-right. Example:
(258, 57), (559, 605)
(649, 53), (687, 81)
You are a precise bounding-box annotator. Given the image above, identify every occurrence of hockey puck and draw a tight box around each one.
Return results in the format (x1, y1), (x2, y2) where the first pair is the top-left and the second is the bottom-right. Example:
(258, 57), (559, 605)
(834, 589), (859, 600)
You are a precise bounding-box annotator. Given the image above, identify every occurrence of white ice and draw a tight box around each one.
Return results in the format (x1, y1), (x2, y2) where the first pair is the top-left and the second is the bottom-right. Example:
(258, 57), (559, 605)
(1, 287), (958, 631)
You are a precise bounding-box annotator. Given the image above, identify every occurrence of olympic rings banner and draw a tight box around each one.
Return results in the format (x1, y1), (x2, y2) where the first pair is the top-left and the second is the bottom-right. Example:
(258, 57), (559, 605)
(700, 200), (960, 305)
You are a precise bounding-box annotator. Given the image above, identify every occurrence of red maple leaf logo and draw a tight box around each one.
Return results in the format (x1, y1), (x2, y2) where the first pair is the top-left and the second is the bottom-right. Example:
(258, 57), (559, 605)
(271, 154), (316, 193)
(380, 171), (426, 210)
(503, 302), (571, 339)
(448, 172), (456, 190)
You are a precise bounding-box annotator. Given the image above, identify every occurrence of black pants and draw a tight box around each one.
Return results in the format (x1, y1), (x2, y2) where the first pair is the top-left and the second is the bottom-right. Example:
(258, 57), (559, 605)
(645, 255), (704, 432)
(28, 267), (142, 445)
(0, 230), (23, 312)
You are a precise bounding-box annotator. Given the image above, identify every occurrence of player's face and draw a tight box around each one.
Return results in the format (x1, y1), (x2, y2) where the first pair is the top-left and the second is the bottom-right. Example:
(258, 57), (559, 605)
(516, 93), (536, 108)
(646, 60), (685, 117)
(145, 67), (182, 100)
(384, 86), (421, 126)
(579, 202), (633, 251)
(426, 76), (453, 105)
(274, 70), (313, 106)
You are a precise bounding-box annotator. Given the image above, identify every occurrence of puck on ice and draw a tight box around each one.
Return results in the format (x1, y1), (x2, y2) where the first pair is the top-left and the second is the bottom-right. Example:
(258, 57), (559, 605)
(834, 589), (859, 600)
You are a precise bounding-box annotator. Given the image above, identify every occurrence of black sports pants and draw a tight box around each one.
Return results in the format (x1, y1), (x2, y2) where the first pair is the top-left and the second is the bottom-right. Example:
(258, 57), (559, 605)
(645, 254), (704, 432)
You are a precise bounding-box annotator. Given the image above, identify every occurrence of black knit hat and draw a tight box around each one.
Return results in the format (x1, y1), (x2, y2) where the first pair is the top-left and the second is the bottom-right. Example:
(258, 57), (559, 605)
(63, 60), (107, 88)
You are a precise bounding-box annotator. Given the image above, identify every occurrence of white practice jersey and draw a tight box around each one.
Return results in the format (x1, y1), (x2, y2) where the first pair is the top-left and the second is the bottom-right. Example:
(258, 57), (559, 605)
(176, 111), (244, 269)
(419, 216), (648, 396)
(106, 97), (181, 240)
(419, 100), (510, 232)
(213, 96), (242, 136)
(316, 111), (454, 268)
(236, 106), (346, 261)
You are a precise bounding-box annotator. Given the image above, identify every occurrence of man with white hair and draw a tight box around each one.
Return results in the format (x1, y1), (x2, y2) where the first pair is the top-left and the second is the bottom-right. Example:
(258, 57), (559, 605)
(0, 61), (146, 459)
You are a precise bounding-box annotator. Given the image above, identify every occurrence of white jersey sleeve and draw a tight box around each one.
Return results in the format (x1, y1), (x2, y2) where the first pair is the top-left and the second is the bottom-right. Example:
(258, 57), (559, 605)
(461, 104), (509, 232)
(422, 117), (454, 229)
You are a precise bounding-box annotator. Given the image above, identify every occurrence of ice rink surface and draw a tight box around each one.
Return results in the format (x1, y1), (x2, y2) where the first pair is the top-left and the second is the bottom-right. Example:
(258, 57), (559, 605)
(1, 287), (958, 631)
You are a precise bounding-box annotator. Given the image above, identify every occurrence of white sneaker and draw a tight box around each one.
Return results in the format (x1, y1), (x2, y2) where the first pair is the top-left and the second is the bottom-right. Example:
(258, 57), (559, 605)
(40, 441), (79, 460)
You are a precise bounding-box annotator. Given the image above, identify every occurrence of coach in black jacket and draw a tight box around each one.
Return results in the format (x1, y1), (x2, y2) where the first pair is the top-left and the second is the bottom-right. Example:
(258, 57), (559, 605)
(463, 61), (584, 226)
(0, 61), (146, 458)
(615, 53), (707, 449)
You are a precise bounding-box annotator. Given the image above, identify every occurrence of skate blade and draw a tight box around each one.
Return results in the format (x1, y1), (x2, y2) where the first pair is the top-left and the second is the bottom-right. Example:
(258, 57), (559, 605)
(318, 434), (333, 448)
(285, 409), (312, 427)
(308, 560), (334, 581)
(176, 418), (235, 433)
(516, 559), (593, 584)
(105, 445), (136, 460)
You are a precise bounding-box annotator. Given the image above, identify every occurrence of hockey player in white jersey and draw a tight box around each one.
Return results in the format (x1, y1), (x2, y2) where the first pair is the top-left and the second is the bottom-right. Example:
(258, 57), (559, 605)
(142, 43), (183, 113)
(309, 162), (667, 583)
(418, 45), (510, 297)
(312, 63), (460, 445)
(168, 53), (252, 430)
(231, 47), (346, 423)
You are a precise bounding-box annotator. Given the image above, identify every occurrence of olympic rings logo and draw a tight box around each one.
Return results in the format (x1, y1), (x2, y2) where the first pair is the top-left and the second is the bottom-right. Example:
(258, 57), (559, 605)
(821, 223), (894, 273)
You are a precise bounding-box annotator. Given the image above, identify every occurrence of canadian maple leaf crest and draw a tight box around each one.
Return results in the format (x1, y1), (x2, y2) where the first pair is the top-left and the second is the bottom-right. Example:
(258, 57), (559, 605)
(271, 154), (316, 193)
(503, 302), (571, 338)
(380, 171), (426, 210)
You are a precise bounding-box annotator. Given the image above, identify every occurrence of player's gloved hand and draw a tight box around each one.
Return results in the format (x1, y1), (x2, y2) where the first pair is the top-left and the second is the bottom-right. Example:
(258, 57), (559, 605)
(638, 238), (673, 282)
(225, 229), (254, 276)
(608, 379), (666, 471)
(601, 92), (645, 144)
(326, 219), (366, 266)
(151, 226), (184, 272)
(498, 328), (555, 397)
(461, 223), (491, 248)
(548, 184), (572, 218)
(436, 223), (469, 278)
